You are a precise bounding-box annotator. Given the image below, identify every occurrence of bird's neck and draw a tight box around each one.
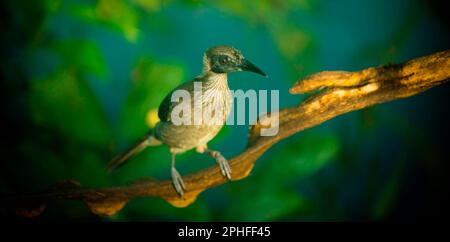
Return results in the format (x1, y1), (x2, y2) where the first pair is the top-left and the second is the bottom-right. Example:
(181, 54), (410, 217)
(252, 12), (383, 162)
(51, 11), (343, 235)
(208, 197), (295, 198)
(202, 55), (229, 89)
(202, 71), (229, 90)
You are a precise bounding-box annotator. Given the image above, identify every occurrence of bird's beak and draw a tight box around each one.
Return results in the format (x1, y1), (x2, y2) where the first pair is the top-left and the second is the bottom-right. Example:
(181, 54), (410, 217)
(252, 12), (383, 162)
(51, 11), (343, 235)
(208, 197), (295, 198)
(240, 59), (267, 77)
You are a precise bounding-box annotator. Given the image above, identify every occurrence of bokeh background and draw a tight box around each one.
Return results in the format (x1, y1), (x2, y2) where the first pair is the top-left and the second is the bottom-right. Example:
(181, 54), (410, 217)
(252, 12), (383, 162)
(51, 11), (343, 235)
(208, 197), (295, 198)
(1, 0), (449, 221)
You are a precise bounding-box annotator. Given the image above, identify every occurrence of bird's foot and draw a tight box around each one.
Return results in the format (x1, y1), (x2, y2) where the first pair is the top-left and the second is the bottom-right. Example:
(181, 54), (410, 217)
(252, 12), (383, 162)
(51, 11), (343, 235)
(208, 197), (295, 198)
(171, 167), (186, 196)
(212, 152), (232, 180)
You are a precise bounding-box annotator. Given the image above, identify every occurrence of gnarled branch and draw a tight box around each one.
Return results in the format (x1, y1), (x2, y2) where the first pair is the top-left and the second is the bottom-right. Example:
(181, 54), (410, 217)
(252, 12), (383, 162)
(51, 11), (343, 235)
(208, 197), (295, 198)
(2, 49), (449, 217)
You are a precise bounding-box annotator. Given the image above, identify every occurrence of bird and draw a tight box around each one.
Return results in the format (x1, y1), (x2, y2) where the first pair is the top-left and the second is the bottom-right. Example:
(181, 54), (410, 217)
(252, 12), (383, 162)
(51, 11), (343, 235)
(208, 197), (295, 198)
(107, 45), (267, 196)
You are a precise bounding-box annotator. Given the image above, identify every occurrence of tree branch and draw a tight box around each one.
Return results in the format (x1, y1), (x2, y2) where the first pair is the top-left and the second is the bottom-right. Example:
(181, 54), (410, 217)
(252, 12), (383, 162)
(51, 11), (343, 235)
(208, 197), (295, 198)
(2, 50), (449, 217)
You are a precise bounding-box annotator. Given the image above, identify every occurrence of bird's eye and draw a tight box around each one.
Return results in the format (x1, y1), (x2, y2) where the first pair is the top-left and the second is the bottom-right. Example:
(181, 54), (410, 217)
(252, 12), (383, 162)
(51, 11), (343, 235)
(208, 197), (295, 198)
(219, 56), (230, 65)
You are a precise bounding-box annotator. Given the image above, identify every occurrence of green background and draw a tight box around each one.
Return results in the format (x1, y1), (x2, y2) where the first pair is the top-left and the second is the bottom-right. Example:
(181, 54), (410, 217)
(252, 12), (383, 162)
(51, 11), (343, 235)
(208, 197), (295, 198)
(1, 0), (449, 221)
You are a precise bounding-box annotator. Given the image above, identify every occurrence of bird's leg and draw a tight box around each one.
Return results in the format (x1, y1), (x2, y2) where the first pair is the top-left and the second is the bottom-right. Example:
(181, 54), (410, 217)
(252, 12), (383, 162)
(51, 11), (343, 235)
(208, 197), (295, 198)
(196, 145), (232, 180)
(170, 152), (185, 196)
(208, 149), (232, 180)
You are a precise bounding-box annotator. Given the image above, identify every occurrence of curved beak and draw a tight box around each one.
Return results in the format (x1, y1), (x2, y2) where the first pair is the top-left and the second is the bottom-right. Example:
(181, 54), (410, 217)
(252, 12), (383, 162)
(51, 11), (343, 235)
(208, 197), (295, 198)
(240, 59), (267, 77)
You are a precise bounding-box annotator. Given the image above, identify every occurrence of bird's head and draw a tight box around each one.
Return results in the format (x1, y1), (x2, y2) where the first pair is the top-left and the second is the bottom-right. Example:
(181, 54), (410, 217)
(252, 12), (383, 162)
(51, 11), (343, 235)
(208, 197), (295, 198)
(203, 45), (267, 77)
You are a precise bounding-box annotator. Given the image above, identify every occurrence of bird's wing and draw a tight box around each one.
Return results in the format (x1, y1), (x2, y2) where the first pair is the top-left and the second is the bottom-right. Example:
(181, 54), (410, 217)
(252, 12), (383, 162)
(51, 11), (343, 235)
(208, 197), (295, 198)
(158, 78), (198, 122)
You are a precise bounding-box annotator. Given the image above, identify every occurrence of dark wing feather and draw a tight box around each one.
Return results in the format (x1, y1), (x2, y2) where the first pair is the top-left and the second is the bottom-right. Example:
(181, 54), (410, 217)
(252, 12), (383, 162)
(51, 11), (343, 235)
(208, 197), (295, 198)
(157, 90), (173, 122)
(158, 78), (198, 122)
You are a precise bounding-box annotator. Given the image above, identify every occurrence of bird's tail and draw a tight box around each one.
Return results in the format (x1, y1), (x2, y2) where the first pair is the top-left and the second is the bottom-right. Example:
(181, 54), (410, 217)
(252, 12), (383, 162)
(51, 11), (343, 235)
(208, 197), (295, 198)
(107, 135), (162, 171)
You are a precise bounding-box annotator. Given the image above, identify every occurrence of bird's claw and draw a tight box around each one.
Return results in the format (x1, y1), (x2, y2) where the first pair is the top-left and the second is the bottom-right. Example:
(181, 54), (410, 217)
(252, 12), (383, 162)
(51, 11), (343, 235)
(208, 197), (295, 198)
(171, 167), (186, 196)
(215, 153), (232, 180)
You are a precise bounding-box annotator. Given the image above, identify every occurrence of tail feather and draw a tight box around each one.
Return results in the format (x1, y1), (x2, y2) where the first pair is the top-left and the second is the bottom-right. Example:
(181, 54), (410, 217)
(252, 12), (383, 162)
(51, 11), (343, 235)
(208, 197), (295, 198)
(107, 135), (162, 171)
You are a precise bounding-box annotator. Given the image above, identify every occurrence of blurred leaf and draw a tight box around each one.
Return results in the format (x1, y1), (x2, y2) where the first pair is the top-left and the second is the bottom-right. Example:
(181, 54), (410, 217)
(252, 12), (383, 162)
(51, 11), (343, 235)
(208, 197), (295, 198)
(120, 57), (184, 139)
(68, 2), (97, 21)
(70, 150), (111, 187)
(271, 24), (310, 60)
(267, 132), (340, 182)
(55, 39), (108, 78)
(45, 0), (62, 13)
(213, 1), (249, 19)
(223, 132), (339, 220)
(209, 0), (313, 24)
(133, 0), (162, 12)
(68, 0), (140, 42)
(28, 69), (111, 146)
(96, 0), (140, 42)
(112, 146), (169, 184)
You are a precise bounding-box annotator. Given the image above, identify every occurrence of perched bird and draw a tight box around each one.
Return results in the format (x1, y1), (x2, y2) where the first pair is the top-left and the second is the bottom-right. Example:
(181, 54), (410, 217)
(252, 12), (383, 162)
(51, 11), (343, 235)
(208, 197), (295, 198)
(107, 45), (267, 195)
